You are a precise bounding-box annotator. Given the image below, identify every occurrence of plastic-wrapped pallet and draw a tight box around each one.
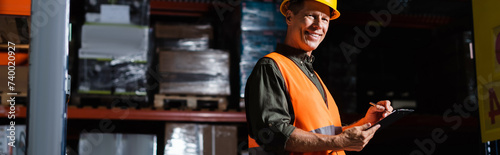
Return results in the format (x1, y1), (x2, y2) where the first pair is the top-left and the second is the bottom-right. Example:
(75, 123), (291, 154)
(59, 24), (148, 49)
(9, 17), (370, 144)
(113, 61), (148, 95)
(241, 1), (275, 31)
(164, 123), (237, 155)
(80, 24), (149, 54)
(77, 57), (114, 94)
(84, 0), (150, 26)
(79, 133), (156, 155)
(241, 1), (287, 31)
(155, 23), (212, 39)
(156, 37), (210, 51)
(76, 0), (151, 108)
(0, 125), (26, 155)
(158, 49), (230, 95)
(239, 30), (286, 97)
(155, 23), (213, 51)
(239, 0), (287, 98)
(78, 23), (150, 95)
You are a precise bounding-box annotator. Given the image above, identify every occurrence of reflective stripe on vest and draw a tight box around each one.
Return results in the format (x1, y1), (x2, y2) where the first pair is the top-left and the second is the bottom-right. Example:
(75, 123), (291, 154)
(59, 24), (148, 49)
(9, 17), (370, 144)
(248, 52), (345, 155)
(311, 125), (343, 135)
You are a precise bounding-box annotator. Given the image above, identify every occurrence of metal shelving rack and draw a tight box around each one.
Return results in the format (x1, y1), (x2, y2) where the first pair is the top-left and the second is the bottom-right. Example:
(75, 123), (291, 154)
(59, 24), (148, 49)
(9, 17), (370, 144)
(0, 106), (246, 122)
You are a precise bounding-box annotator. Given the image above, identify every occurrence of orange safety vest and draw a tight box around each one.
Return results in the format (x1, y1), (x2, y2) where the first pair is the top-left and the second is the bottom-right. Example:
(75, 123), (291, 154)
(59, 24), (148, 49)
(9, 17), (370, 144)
(248, 52), (346, 155)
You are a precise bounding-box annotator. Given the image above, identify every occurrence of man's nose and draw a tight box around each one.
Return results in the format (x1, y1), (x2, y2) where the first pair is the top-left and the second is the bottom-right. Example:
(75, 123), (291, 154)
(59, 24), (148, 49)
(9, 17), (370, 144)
(312, 19), (321, 29)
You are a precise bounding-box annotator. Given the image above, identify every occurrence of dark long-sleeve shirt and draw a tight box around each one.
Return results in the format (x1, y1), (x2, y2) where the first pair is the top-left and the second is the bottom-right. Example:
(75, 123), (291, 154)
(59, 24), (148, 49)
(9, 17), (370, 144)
(245, 43), (327, 154)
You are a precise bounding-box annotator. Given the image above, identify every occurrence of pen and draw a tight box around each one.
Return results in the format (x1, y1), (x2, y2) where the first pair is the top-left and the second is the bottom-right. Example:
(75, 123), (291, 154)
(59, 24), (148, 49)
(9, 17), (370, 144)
(369, 102), (391, 113)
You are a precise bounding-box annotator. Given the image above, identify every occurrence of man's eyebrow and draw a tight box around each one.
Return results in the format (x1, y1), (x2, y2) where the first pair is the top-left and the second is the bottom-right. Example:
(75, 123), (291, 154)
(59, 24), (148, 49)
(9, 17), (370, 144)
(306, 11), (328, 15)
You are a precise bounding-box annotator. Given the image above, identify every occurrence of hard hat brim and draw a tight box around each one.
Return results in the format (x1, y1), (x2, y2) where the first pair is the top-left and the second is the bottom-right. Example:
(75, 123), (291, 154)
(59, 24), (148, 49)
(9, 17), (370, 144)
(280, 0), (340, 20)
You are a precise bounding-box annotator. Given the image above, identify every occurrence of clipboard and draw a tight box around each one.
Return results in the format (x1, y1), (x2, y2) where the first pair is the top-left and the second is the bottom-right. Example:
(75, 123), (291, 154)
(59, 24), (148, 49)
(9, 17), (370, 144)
(369, 109), (414, 130)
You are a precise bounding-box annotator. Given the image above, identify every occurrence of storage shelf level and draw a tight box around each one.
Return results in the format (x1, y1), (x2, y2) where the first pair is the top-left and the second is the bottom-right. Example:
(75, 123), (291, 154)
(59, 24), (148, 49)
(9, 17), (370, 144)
(0, 106), (246, 122)
(150, 1), (211, 17)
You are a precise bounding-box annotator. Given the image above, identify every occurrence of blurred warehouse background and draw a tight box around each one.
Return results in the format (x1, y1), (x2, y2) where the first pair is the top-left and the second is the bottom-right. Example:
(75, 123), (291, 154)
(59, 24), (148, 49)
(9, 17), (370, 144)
(0, 0), (491, 154)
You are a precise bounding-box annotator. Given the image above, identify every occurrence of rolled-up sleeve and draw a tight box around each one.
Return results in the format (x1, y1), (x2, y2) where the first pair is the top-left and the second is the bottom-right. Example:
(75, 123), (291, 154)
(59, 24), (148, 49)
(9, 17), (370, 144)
(245, 58), (296, 154)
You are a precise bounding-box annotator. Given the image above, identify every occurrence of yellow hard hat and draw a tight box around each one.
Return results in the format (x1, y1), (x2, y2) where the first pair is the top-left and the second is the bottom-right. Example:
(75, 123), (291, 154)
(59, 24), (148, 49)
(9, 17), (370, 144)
(280, 0), (340, 20)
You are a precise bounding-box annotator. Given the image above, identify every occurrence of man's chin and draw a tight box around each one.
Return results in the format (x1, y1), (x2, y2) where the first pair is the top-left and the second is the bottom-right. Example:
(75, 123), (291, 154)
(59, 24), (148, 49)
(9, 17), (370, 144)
(303, 44), (319, 51)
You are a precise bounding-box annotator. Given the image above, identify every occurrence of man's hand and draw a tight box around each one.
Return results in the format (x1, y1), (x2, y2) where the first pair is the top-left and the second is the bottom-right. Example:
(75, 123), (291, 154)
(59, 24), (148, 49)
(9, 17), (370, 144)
(285, 123), (381, 153)
(338, 123), (380, 152)
(364, 100), (394, 125)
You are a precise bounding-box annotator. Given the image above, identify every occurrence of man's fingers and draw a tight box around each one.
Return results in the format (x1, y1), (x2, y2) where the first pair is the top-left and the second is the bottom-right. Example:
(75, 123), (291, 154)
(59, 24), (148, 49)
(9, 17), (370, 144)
(369, 105), (385, 112)
(383, 111), (391, 117)
(376, 105), (385, 111)
(377, 100), (390, 106)
(360, 123), (372, 130)
(378, 100), (392, 111)
(343, 123), (380, 152)
(386, 105), (394, 112)
(366, 124), (380, 133)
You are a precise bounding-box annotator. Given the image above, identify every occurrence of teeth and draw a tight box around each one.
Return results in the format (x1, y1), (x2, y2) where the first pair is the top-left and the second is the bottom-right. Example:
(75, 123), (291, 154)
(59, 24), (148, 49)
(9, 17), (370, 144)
(306, 31), (320, 37)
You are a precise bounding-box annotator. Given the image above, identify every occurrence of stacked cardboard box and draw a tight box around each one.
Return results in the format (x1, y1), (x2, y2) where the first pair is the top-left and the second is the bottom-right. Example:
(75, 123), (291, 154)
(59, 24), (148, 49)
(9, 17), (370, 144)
(164, 123), (237, 155)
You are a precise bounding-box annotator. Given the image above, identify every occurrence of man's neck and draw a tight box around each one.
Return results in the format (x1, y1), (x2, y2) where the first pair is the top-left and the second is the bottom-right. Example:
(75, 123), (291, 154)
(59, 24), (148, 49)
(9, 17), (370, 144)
(283, 37), (313, 56)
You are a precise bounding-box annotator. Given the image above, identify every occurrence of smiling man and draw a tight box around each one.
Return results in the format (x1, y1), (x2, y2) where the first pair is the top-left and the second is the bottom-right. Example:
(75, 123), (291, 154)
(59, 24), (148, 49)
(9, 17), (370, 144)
(245, 0), (393, 154)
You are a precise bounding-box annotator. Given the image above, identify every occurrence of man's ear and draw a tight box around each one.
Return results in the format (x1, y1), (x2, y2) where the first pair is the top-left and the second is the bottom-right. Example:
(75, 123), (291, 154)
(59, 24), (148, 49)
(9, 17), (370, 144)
(285, 10), (294, 25)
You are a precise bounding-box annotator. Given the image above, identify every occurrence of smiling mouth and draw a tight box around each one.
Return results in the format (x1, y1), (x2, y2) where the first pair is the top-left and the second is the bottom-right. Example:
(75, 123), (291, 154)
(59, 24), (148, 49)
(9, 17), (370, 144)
(305, 31), (321, 40)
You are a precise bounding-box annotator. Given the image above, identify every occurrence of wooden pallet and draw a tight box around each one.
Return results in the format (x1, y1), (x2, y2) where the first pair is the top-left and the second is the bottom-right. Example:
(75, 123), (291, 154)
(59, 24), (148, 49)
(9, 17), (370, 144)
(0, 92), (28, 106)
(154, 94), (227, 110)
(71, 94), (150, 108)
